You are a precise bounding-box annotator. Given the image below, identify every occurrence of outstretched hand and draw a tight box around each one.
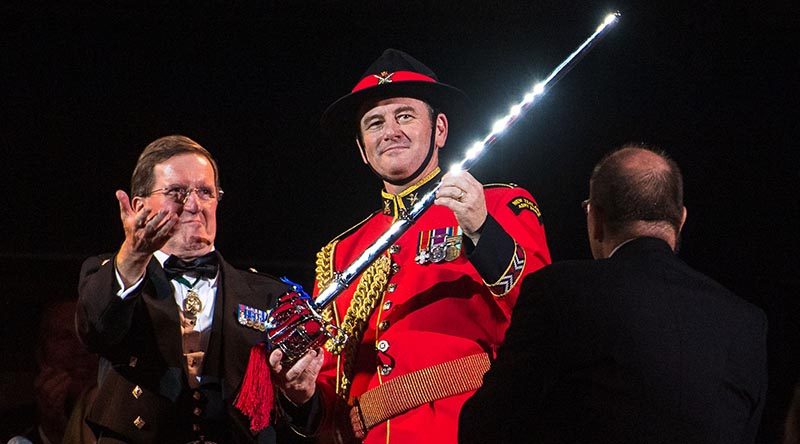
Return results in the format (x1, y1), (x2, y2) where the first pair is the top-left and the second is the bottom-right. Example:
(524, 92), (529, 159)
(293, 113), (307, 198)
(115, 190), (179, 285)
(269, 347), (323, 406)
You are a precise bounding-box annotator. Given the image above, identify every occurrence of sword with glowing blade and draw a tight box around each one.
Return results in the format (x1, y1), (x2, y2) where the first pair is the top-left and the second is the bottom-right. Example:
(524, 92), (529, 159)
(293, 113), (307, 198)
(313, 11), (620, 308)
(267, 12), (620, 364)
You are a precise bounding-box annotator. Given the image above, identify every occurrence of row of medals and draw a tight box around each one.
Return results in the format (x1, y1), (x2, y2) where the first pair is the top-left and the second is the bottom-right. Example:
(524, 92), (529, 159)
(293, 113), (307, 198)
(415, 235), (462, 265)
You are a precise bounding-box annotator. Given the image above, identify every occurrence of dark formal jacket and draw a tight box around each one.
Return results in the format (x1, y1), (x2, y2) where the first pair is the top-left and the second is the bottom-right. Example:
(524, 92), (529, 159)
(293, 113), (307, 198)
(459, 237), (768, 444)
(76, 252), (287, 444)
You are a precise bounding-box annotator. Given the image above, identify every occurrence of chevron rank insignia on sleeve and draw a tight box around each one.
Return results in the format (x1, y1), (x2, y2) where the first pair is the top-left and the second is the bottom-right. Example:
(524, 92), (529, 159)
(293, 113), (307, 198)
(487, 244), (526, 297)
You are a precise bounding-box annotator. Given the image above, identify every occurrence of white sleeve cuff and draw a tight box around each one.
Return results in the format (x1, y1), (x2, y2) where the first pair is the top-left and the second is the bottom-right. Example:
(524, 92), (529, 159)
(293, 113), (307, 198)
(115, 268), (144, 299)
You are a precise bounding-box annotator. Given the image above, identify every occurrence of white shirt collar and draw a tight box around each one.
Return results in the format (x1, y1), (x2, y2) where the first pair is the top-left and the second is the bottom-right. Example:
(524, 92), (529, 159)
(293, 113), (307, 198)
(608, 238), (637, 258)
(153, 248), (216, 265)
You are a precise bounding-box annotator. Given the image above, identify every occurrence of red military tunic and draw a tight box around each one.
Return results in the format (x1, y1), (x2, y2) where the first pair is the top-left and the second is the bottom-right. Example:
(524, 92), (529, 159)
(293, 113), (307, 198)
(312, 168), (551, 443)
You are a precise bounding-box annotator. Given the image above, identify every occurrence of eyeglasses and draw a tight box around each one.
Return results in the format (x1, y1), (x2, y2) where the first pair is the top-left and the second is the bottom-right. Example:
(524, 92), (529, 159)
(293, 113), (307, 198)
(147, 186), (224, 203)
(581, 198), (590, 215)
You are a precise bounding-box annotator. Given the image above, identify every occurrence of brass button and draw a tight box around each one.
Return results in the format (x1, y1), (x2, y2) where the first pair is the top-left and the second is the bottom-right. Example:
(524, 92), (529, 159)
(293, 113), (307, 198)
(387, 283), (397, 293)
(192, 424), (201, 432)
(380, 365), (393, 376)
(132, 385), (143, 399)
(129, 356), (138, 368)
(376, 340), (390, 352)
(193, 391), (202, 401)
(383, 301), (393, 310)
(389, 244), (401, 254)
(193, 407), (203, 416)
(133, 416), (146, 429)
(379, 320), (390, 331)
(390, 263), (400, 273)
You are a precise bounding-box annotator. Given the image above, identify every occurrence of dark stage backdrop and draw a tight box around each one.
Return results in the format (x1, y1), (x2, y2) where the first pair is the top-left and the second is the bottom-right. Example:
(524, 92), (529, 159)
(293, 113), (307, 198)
(1, 1), (797, 441)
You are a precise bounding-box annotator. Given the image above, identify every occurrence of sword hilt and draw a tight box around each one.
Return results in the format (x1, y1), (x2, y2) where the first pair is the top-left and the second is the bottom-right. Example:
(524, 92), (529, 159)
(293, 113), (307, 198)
(267, 280), (345, 365)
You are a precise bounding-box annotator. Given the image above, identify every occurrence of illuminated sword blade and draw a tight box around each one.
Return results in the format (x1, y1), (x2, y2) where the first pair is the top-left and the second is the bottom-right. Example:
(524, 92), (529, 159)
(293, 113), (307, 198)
(454, 11), (620, 173)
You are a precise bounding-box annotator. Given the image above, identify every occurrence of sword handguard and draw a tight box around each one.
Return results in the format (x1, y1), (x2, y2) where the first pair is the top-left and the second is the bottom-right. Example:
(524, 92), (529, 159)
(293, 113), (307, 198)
(267, 281), (346, 365)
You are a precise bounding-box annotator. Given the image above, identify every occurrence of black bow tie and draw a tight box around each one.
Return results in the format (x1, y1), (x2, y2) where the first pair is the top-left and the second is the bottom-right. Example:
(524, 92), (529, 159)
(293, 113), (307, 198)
(163, 252), (219, 279)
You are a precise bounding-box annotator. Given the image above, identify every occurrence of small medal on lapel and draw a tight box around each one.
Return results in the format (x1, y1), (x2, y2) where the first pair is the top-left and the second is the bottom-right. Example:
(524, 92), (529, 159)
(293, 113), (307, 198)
(237, 304), (270, 332)
(245, 306), (254, 327)
(183, 290), (203, 316)
(445, 236), (462, 262)
(430, 242), (447, 263)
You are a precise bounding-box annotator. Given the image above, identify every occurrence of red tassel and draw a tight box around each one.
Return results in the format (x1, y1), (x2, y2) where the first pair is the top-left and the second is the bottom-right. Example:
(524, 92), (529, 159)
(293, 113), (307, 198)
(235, 342), (274, 432)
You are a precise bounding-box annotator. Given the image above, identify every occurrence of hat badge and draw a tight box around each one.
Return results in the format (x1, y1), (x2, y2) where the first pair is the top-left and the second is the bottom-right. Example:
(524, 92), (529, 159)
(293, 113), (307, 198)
(374, 71), (394, 85)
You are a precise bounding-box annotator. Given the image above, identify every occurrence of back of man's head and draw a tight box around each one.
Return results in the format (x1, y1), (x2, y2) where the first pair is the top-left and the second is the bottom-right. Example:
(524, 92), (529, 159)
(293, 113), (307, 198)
(589, 144), (684, 240)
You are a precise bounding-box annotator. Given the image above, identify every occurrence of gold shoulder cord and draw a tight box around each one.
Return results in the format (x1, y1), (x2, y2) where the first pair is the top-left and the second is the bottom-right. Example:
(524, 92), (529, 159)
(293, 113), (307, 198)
(315, 241), (390, 399)
(315, 241), (338, 293)
(316, 240), (340, 346)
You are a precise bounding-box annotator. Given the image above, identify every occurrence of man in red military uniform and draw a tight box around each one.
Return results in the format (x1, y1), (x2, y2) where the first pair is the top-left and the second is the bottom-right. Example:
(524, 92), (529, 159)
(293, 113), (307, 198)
(269, 49), (551, 443)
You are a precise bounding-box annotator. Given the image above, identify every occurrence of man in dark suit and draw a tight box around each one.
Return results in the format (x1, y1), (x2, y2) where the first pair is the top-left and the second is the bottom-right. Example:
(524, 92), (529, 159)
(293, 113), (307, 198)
(459, 145), (767, 443)
(76, 135), (287, 443)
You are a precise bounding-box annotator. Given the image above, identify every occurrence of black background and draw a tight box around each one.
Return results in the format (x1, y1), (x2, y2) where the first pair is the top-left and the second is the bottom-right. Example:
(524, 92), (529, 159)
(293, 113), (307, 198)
(1, 1), (798, 441)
